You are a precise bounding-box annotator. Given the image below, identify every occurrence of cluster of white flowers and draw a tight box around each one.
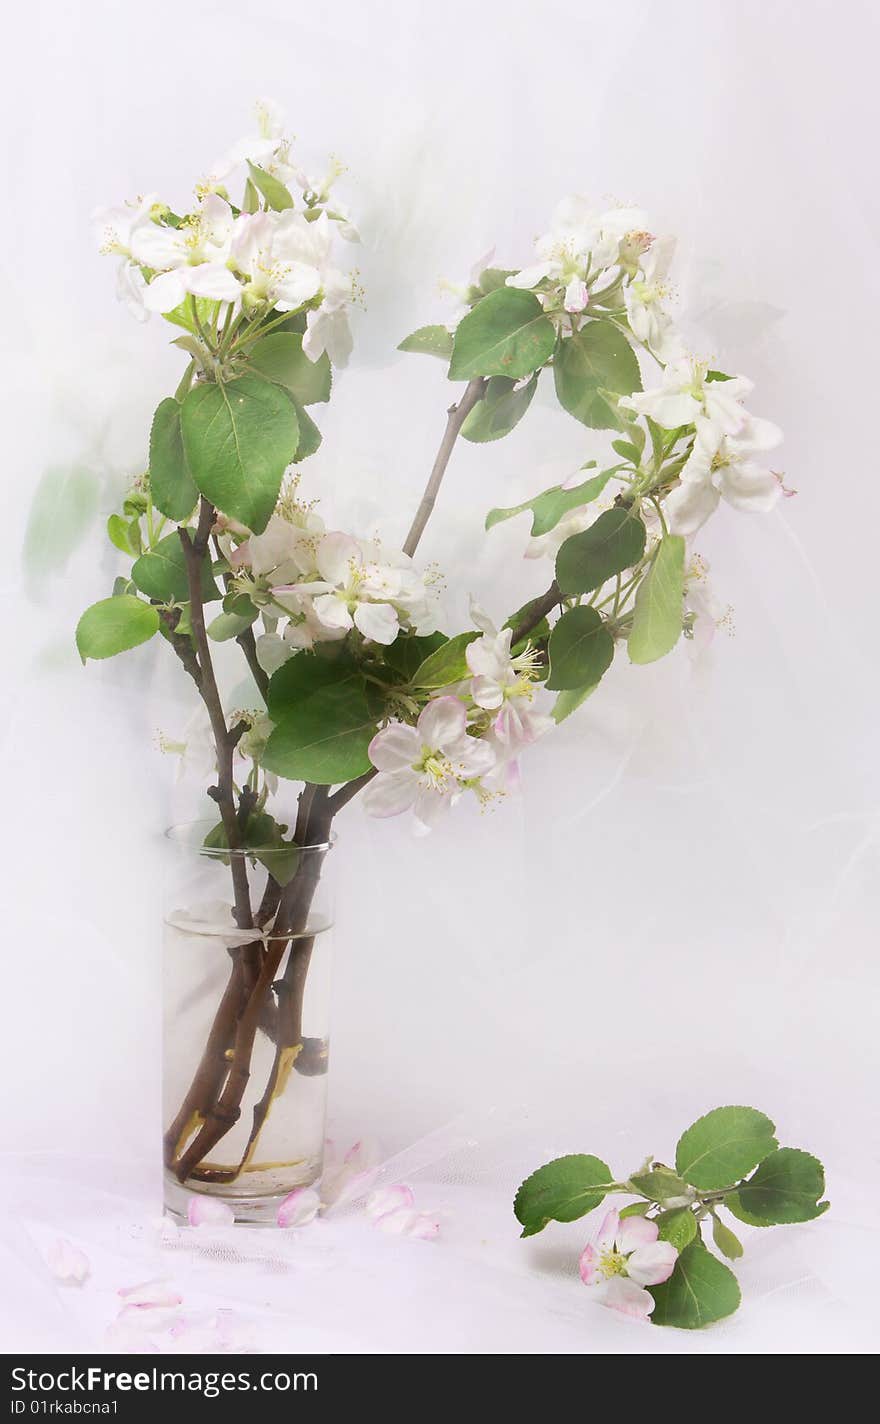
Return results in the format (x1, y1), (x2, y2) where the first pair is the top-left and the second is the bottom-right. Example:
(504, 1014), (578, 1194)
(225, 500), (443, 675)
(93, 100), (357, 364)
(497, 196), (785, 541)
(364, 604), (552, 832)
(621, 360), (784, 536)
(506, 194), (681, 362)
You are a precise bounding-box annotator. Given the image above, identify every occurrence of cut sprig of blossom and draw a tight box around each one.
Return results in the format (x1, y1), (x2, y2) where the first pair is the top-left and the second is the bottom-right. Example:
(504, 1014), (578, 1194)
(515, 1107), (828, 1329)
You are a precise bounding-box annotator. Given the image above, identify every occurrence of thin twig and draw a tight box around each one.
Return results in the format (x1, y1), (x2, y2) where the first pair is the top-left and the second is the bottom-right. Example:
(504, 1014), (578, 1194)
(509, 581), (562, 646)
(402, 377), (486, 556)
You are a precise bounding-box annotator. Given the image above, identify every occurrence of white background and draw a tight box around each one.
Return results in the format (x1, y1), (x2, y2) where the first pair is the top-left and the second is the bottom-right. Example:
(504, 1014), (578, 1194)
(2, 0), (879, 1353)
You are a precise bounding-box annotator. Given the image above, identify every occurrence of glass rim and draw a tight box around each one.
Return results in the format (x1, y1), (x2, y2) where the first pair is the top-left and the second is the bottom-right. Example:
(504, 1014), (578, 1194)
(163, 820), (337, 857)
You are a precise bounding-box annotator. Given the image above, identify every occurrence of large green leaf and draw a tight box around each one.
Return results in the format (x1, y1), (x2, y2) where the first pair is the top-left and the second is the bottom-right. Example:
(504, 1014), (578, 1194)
(180, 376), (299, 534)
(514, 1154), (613, 1238)
(675, 1106), (778, 1191)
(248, 332), (331, 405)
(449, 288), (556, 381)
(247, 161), (294, 211)
(148, 398), (198, 522)
(726, 1149), (830, 1226)
(461, 374), (537, 443)
(291, 401), (322, 460)
(263, 682), (378, 784)
(76, 595), (159, 662)
(546, 606), (615, 692)
(131, 532), (219, 605)
(628, 534), (685, 665)
(266, 650), (364, 719)
(382, 632), (447, 681)
(397, 325), (454, 359)
(555, 508), (646, 596)
(648, 1242), (741, 1329)
(553, 323), (641, 430)
(410, 632), (480, 688)
(485, 468), (609, 538)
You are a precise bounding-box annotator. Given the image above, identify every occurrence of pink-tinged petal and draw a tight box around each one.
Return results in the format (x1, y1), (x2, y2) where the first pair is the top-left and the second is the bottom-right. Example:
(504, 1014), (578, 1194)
(507, 261), (555, 290)
(626, 1240), (678, 1286)
(46, 1238), (90, 1286)
(117, 1279), (183, 1308)
(317, 531), (362, 585)
(373, 1208), (441, 1239)
(363, 771), (418, 818)
(564, 276), (590, 313)
(186, 1196), (235, 1227)
(594, 1207), (620, 1254)
(368, 722), (420, 772)
(601, 1276), (655, 1320)
(470, 675), (504, 710)
(412, 785), (453, 833)
(417, 695), (467, 750)
(578, 1242), (599, 1285)
(353, 601), (400, 645)
(447, 734), (496, 779)
(365, 1184), (415, 1219)
(617, 1214), (659, 1254)
(277, 1186), (321, 1228)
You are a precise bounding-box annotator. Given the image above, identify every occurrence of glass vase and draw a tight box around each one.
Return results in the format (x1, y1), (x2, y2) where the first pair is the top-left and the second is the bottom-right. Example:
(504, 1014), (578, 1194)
(162, 824), (334, 1224)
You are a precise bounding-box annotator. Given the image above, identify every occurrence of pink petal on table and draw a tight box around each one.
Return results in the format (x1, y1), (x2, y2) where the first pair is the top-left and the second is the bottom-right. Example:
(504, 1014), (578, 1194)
(600, 1276), (655, 1320)
(626, 1240), (678, 1287)
(46, 1238), (90, 1286)
(277, 1187), (321, 1228)
(578, 1242), (599, 1285)
(365, 1184), (415, 1219)
(374, 1208), (441, 1240)
(186, 1196), (235, 1227)
(117, 1279), (183, 1308)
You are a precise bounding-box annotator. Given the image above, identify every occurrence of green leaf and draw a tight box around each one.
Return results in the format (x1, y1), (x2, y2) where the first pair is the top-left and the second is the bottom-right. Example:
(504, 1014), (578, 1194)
(546, 607), (615, 692)
(382, 632), (447, 681)
(711, 1214), (744, 1260)
(180, 376), (299, 534)
(675, 1106), (778, 1191)
(207, 608), (258, 641)
(628, 534), (686, 665)
(478, 267), (516, 294)
(619, 1201), (653, 1219)
(461, 374), (537, 443)
(247, 161), (294, 211)
(629, 1167), (693, 1204)
(131, 532), (219, 605)
(162, 296), (219, 336)
(149, 397), (199, 522)
(449, 288), (556, 381)
(648, 1241), (741, 1329)
(204, 811), (300, 886)
(248, 332), (331, 405)
(553, 323), (641, 430)
(107, 514), (137, 556)
(291, 401), (322, 460)
(397, 325), (454, 359)
(726, 1148), (830, 1226)
(266, 650), (364, 719)
(410, 632), (480, 688)
(76, 595), (159, 662)
(552, 682), (597, 723)
(514, 1154), (613, 1238)
(263, 682), (378, 784)
(485, 469), (610, 538)
(656, 1208), (698, 1251)
(556, 507), (646, 596)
